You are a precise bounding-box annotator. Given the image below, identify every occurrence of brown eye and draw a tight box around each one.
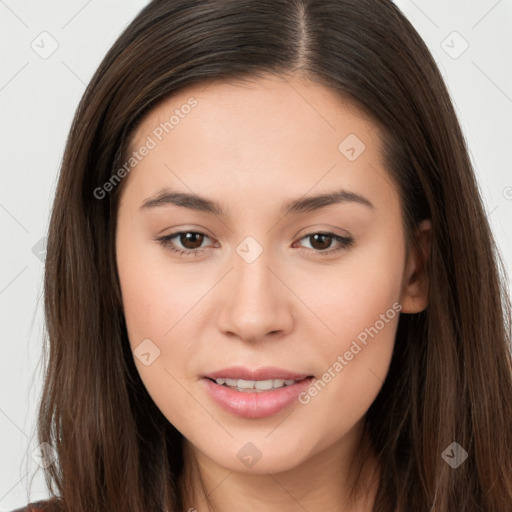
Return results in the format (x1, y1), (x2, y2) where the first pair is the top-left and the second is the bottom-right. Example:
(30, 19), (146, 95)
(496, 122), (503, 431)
(179, 232), (205, 250)
(295, 232), (354, 256)
(308, 233), (334, 251)
(157, 231), (213, 257)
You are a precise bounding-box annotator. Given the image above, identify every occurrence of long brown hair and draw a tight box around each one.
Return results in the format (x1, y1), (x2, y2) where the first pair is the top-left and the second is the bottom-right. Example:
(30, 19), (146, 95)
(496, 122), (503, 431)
(35, 0), (512, 510)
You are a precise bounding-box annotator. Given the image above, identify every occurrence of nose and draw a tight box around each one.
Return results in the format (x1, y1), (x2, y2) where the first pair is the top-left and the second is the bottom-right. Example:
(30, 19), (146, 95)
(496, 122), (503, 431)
(217, 246), (294, 343)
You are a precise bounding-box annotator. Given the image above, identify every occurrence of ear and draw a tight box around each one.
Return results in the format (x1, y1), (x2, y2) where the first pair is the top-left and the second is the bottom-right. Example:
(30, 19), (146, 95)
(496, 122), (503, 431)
(399, 218), (432, 314)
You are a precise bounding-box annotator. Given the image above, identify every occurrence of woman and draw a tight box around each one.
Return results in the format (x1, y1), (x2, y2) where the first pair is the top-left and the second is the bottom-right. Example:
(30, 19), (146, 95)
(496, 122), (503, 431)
(15, 0), (512, 511)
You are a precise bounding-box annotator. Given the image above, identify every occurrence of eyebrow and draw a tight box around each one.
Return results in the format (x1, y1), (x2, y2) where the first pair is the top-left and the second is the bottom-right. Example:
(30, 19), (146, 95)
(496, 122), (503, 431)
(140, 187), (374, 216)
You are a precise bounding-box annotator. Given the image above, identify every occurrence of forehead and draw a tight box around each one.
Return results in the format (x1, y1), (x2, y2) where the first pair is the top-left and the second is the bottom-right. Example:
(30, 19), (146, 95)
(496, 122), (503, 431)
(131, 73), (378, 149)
(123, 74), (396, 213)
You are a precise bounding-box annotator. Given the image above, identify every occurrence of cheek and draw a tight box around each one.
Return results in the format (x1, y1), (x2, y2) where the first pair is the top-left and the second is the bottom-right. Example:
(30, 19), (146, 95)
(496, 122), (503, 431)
(115, 217), (206, 401)
(116, 217), (202, 343)
(290, 233), (404, 438)
(307, 226), (405, 342)
(116, 235), (205, 429)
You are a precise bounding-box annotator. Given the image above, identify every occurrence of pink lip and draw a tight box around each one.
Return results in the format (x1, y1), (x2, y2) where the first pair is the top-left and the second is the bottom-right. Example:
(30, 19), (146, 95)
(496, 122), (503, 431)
(200, 376), (315, 419)
(203, 366), (313, 381)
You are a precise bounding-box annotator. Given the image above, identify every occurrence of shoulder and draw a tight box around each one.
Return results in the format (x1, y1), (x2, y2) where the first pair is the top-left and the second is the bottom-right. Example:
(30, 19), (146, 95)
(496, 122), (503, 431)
(10, 498), (64, 512)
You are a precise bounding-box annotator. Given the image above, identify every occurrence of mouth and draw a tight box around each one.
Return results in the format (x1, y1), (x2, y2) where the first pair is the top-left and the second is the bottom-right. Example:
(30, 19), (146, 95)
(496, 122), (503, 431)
(201, 375), (316, 418)
(205, 376), (313, 393)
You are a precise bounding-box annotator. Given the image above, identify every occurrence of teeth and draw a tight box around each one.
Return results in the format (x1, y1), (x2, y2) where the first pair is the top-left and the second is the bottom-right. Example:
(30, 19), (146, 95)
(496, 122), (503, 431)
(214, 377), (303, 392)
(257, 379), (280, 390)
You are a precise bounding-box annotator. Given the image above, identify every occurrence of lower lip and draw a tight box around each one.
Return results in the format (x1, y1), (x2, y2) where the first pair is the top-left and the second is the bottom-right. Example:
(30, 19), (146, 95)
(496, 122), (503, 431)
(200, 377), (314, 419)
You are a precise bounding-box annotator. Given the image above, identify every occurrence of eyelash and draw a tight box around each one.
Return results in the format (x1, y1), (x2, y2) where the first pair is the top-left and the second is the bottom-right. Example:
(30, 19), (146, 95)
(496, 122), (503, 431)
(156, 230), (354, 258)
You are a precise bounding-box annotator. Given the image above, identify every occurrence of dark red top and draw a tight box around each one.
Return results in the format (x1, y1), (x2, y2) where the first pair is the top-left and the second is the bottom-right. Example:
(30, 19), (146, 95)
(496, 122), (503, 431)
(10, 499), (61, 512)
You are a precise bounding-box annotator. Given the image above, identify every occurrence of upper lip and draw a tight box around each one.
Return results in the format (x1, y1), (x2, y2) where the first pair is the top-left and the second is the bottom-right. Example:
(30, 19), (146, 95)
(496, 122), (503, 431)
(203, 366), (313, 381)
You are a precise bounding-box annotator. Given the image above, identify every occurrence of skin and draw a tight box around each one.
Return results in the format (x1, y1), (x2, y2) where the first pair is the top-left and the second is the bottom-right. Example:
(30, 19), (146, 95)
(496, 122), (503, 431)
(115, 73), (431, 512)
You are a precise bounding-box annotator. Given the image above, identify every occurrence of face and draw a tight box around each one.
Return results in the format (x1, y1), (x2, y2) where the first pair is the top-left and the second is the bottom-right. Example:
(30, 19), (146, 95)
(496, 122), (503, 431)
(115, 73), (428, 476)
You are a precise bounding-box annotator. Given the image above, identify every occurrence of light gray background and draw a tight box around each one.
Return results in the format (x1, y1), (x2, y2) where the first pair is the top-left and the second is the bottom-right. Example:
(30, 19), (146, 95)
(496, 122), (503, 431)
(1, 0), (511, 509)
